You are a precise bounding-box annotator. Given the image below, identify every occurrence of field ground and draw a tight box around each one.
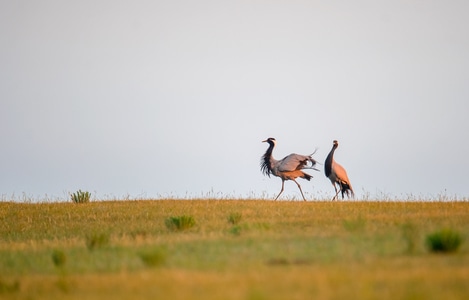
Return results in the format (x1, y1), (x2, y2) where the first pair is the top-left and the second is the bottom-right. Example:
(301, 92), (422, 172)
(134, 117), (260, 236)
(1, 200), (469, 299)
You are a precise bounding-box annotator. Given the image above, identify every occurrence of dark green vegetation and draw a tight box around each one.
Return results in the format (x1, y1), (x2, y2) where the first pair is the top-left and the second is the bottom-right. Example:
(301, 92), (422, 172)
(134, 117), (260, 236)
(426, 228), (463, 253)
(0, 200), (468, 299)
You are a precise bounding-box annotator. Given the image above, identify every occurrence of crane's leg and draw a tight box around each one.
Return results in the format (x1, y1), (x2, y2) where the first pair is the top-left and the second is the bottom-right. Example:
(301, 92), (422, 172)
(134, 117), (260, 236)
(293, 179), (307, 201)
(332, 183), (339, 201)
(274, 180), (285, 201)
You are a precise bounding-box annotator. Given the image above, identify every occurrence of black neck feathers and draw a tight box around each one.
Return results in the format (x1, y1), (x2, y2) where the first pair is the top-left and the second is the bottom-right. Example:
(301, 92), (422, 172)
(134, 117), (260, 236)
(324, 143), (337, 177)
(260, 141), (275, 177)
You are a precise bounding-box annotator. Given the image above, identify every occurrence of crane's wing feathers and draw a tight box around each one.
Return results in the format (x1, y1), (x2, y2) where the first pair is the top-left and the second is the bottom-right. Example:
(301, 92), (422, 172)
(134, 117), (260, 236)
(332, 161), (350, 183)
(278, 154), (318, 172)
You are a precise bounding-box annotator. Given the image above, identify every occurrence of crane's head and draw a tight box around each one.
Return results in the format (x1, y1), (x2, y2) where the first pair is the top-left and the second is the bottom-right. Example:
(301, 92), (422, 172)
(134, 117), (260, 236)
(262, 137), (276, 146)
(333, 140), (338, 147)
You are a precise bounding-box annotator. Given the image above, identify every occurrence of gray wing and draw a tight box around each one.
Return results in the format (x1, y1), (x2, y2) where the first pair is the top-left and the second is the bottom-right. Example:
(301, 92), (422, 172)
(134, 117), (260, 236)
(277, 153), (317, 172)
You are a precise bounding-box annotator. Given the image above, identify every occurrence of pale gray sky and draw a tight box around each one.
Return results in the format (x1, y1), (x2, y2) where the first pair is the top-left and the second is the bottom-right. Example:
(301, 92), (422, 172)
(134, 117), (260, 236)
(1, 1), (468, 200)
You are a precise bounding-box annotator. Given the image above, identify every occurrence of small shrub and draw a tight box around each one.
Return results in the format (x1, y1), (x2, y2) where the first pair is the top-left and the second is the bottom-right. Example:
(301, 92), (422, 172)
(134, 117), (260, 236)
(86, 233), (110, 250)
(51, 249), (67, 267)
(165, 215), (196, 231)
(139, 248), (167, 267)
(70, 190), (91, 204)
(426, 229), (462, 253)
(228, 212), (242, 225)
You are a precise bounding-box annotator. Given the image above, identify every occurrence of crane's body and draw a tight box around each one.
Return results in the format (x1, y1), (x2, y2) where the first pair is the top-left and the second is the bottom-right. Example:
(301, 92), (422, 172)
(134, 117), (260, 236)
(325, 140), (354, 200)
(260, 138), (318, 201)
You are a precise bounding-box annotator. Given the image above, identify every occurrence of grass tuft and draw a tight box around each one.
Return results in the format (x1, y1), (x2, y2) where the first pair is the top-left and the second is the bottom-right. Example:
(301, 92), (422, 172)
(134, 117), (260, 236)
(70, 190), (91, 204)
(227, 212), (242, 225)
(139, 248), (167, 267)
(229, 225), (243, 236)
(165, 215), (196, 231)
(86, 233), (110, 250)
(51, 249), (67, 268)
(426, 228), (463, 253)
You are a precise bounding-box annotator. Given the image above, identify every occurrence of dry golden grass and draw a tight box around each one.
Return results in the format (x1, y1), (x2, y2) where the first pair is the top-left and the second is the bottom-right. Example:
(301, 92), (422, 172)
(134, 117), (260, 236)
(1, 200), (469, 299)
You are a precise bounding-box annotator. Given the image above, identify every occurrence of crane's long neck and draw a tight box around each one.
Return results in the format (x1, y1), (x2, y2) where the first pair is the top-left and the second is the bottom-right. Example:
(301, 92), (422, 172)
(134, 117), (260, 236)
(324, 145), (337, 177)
(260, 142), (275, 177)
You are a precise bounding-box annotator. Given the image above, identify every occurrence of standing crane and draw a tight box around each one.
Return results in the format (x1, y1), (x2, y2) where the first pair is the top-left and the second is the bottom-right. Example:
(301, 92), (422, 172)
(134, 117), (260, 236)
(260, 137), (318, 201)
(324, 140), (354, 200)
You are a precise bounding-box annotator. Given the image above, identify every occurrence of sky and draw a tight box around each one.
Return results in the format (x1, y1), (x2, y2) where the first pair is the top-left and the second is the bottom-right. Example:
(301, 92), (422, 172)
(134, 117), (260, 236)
(1, 0), (468, 201)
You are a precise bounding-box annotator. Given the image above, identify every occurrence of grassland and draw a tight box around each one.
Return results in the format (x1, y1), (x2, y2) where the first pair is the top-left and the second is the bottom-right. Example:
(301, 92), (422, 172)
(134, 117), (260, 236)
(1, 199), (468, 299)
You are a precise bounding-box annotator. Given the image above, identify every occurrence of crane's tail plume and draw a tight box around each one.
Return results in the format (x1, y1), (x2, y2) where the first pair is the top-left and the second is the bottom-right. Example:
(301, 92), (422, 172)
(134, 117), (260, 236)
(339, 181), (354, 199)
(302, 172), (313, 181)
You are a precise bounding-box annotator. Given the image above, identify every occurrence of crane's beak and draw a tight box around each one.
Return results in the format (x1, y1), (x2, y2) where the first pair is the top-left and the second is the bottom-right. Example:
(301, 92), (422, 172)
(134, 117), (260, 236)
(262, 139), (267, 143)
